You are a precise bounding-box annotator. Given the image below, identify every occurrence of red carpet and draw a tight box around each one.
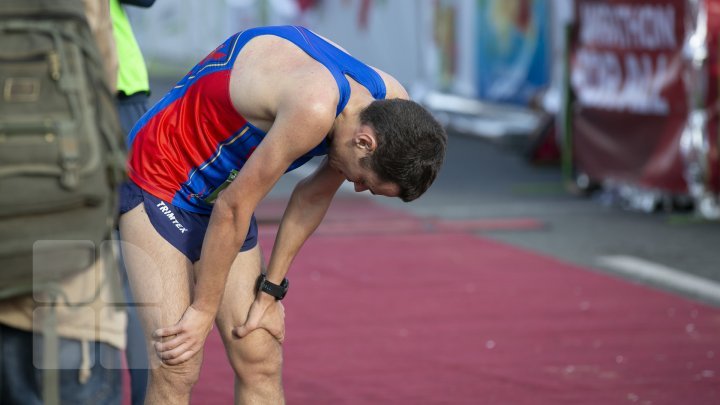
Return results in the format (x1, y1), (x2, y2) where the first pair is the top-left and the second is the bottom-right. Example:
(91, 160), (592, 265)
(128, 197), (720, 404)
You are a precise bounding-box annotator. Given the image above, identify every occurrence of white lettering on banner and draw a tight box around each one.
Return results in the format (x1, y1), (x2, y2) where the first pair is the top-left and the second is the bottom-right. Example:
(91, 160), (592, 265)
(572, 50), (670, 115)
(572, 2), (679, 115)
(580, 3), (676, 50)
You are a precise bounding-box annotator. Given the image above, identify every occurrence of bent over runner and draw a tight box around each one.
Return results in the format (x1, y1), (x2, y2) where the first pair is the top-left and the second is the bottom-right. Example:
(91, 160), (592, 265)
(119, 25), (446, 404)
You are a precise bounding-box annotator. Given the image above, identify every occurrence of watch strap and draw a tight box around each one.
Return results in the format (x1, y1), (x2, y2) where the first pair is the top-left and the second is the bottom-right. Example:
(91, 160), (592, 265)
(256, 274), (289, 300)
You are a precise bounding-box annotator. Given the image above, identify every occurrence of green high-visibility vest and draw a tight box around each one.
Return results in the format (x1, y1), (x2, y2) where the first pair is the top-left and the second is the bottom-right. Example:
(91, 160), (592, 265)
(111, 0), (149, 96)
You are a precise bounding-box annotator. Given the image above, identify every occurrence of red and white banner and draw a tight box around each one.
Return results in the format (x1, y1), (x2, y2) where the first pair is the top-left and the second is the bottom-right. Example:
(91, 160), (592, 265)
(570, 0), (689, 192)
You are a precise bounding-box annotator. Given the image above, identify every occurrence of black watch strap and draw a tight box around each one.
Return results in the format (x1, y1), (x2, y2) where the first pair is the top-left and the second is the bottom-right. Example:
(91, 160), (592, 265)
(256, 274), (289, 300)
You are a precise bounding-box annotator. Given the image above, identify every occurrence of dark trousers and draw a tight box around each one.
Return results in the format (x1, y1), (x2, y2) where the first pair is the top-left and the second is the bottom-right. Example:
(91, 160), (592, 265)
(0, 324), (121, 405)
(117, 92), (150, 405)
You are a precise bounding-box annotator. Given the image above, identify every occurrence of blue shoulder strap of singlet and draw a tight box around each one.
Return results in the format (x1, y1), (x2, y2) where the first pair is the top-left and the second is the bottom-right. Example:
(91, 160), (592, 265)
(241, 26), (386, 116)
(293, 26), (386, 115)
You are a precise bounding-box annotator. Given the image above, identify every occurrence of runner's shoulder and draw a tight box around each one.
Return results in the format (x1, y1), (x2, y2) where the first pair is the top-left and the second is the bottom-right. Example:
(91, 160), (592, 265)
(371, 67), (409, 100)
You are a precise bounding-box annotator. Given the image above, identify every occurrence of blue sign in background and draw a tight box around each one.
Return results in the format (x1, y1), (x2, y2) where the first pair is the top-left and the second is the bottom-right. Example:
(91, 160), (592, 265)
(476, 0), (551, 105)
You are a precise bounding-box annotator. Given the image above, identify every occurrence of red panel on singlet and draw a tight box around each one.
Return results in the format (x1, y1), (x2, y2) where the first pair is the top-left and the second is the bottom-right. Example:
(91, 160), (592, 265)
(127, 70), (248, 203)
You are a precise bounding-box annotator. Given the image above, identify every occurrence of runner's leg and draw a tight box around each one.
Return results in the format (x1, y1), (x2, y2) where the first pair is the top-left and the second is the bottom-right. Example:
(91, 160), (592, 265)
(119, 204), (201, 404)
(214, 245), (285, 405)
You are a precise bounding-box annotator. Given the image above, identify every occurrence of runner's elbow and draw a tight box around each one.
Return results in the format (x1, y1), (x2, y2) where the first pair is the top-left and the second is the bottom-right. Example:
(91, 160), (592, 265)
(214, 195), (251, 237)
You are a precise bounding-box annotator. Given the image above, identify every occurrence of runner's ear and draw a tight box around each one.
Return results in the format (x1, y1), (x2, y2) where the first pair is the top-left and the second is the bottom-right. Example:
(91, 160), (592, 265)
(354, 127), (377, 153)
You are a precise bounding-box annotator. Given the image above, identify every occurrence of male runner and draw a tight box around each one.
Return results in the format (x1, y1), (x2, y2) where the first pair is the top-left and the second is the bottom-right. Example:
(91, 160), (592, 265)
(119, 25), (446, 404)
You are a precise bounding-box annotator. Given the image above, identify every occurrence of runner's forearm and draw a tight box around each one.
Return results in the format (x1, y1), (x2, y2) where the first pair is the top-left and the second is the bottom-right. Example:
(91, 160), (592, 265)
(193, 199), (252, 313)
(265, 177), (336, 284)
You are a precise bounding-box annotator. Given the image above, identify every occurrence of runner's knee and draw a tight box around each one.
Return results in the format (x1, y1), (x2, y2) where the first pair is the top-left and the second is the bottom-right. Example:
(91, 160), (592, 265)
(233, 332), (282, 383)
(151, 352), (203, 391)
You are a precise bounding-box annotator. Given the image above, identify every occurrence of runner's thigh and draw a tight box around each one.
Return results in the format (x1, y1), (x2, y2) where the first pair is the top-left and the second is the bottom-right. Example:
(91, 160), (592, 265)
(119, 204), (195, 357)
(214, 245), (281, 360)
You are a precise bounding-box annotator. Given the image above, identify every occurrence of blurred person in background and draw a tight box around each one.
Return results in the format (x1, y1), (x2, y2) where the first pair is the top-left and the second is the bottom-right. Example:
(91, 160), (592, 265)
(119, 25), (446, 404)
(0, 0), (126, 403)
(111, 0), (155, 404)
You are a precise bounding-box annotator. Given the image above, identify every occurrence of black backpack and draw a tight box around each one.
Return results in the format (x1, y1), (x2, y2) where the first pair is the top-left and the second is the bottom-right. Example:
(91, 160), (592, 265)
(0, 0), (126, 299)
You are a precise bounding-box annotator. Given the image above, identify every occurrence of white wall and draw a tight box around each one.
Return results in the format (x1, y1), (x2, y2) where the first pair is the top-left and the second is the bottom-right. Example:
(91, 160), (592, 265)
(300, 0), (422, 87)
(127, 0), (265, 74)
(127, 0), (429, 87)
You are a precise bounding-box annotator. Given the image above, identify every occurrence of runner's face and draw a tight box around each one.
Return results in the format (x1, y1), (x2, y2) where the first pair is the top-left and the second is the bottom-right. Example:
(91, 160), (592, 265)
(328, 129), (400, 198)
(340, 159), (400, 197)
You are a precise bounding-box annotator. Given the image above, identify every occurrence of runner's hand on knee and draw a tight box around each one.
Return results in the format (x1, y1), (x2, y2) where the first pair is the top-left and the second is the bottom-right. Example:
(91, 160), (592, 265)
(153, 305), (214, 365)
(233, 294), (285, 342)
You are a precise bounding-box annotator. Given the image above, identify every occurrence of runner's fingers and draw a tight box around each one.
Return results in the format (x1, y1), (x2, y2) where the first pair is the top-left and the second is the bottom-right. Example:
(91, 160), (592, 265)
(261, 306), (285, 342)
(162, 348), (197, 366)
(157, 342), (192, 361)
(232, 324), (254, 338)
(155, 336), (185, 353)
(264, 324), (284, 343)
(275, 328), (285, 343)
(153, 325), (182, 339)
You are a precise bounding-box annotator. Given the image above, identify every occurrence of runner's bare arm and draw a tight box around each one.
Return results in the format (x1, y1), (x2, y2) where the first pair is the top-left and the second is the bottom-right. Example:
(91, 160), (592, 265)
(233, 157), (343, 338)
(152, 94), (335, 363)
(194, 103), (334, 312)
(269, 157), (343, 281)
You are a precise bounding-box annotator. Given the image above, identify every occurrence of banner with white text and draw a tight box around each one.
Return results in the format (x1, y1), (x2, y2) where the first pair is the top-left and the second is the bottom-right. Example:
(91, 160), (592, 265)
(570, 0), (688, 192)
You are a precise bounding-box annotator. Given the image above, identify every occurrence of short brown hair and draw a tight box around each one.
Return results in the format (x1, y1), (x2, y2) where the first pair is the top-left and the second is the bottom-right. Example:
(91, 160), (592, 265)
(360, 99), (447, 202)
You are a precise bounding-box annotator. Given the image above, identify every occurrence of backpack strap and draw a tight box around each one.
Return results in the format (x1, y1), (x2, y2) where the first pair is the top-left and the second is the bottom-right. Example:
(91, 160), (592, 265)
(41, 301), (60, 405)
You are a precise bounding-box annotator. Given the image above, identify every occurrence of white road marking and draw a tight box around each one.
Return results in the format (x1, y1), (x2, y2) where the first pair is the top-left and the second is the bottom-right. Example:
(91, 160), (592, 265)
(596, 255), (720, 304)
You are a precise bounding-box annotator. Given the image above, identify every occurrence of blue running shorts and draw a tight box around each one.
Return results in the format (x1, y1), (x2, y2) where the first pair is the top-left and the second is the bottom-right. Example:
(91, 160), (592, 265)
(119, 181), (258, 262)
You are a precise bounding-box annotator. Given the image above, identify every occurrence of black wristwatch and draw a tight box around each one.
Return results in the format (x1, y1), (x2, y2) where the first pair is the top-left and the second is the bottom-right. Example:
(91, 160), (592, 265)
(256, 274), (289, 300)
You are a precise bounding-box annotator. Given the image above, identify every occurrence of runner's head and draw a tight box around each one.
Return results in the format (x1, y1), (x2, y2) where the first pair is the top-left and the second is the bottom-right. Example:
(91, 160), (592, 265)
(359, 99), (447, 202)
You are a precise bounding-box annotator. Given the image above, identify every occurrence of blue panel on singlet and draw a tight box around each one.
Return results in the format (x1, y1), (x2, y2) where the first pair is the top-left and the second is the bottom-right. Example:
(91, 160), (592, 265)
(259, 25), (388, 114)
